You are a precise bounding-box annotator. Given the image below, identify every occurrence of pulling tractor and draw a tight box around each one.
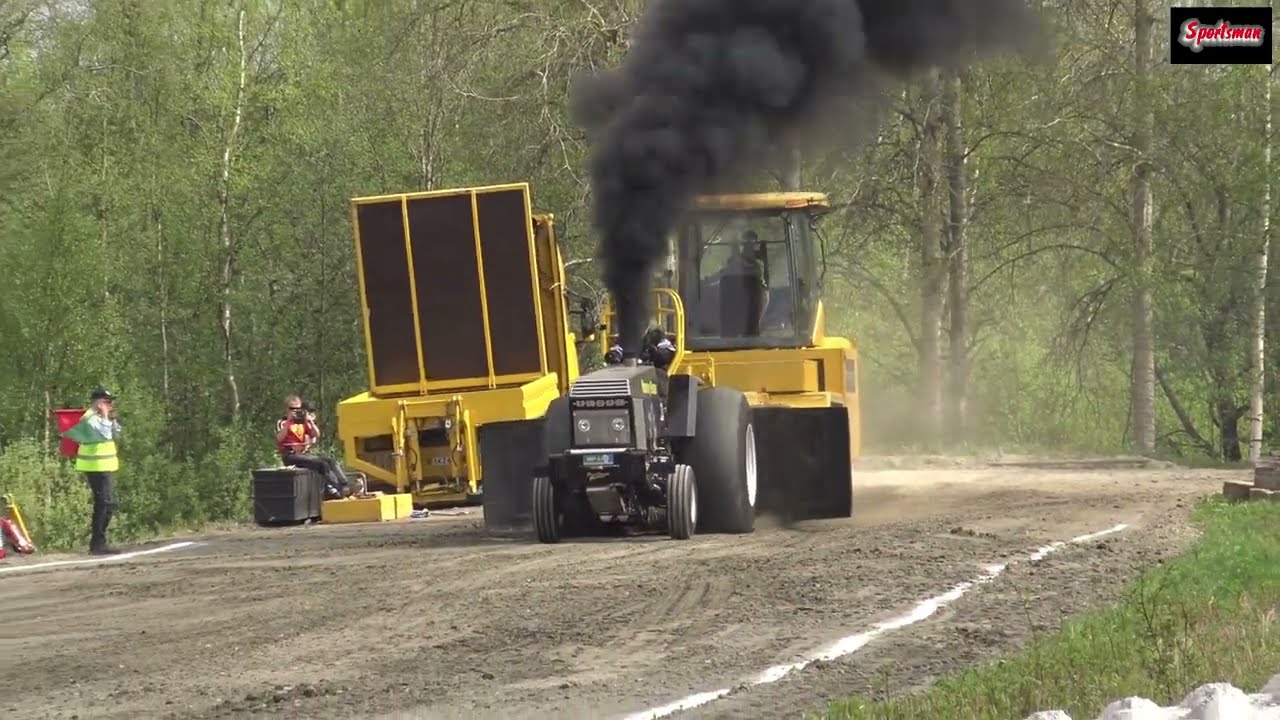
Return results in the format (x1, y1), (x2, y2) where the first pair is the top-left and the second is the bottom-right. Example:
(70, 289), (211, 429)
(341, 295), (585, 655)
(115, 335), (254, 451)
(490, 192), (863, 542)
(332, 182), (859, 540)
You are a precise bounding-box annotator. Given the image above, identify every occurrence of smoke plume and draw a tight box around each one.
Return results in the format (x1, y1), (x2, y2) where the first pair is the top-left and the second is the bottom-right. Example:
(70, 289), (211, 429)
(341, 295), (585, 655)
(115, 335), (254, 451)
(572, 0), (1046, 353)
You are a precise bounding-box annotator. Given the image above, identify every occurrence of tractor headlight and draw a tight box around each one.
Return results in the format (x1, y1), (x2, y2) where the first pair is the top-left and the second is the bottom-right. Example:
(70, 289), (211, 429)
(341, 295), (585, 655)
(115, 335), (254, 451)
(572, 407), (632, 446)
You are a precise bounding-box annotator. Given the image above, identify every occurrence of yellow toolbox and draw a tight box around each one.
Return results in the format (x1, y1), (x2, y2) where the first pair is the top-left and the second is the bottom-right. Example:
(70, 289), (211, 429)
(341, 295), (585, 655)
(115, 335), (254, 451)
(320, 492), (414, 524)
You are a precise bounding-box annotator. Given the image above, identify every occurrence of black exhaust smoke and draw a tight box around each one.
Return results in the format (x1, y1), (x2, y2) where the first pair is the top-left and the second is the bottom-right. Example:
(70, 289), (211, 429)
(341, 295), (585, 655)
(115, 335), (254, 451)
(572, 0), (1046, 353)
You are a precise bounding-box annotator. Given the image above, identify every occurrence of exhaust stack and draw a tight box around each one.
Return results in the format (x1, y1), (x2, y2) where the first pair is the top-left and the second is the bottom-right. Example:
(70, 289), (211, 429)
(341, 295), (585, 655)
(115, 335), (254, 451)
(572, 0), (1046, 356)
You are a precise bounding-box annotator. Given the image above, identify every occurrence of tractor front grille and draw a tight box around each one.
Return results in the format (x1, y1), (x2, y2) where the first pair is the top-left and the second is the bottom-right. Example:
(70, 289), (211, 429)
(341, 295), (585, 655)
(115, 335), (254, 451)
(570, 378), (632, 398)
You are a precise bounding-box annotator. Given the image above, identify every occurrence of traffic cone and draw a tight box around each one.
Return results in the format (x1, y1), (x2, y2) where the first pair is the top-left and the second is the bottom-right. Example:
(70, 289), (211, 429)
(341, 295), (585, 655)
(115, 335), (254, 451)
(0, 517), (33, 554)
(0, 495), (33, 553)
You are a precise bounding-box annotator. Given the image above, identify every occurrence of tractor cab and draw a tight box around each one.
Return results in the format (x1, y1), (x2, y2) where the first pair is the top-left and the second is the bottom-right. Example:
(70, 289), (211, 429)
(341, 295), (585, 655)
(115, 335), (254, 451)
(578, 189), (858, 537)
(599, 192), (833, 370)
(669, 193), (829, 352)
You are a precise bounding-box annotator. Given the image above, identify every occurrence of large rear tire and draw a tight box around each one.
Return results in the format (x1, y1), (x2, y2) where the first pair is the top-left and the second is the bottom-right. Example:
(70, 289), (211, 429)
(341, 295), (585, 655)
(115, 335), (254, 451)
(532, 475), (562, 544)
(681, 387), (755, 534)
(667, 464), (697, 540)
(537, 397), (598, 538)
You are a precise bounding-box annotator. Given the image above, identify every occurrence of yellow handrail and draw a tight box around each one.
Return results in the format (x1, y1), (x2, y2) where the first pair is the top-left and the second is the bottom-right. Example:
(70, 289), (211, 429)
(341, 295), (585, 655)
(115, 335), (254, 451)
(600, 288), (686, 375)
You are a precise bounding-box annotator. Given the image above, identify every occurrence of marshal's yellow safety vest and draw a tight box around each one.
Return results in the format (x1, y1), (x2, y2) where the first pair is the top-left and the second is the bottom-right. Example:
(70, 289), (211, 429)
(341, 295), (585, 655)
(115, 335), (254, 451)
(74, 410), (120, 473)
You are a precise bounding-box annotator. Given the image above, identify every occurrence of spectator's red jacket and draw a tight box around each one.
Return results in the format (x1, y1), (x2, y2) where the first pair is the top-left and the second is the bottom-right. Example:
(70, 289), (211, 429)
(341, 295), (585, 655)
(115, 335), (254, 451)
(277, 417), (318, 457)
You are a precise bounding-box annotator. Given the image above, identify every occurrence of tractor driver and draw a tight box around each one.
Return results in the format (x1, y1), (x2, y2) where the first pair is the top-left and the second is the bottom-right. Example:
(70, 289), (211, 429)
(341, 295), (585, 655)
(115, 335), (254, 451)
(604, 328), (674, 371)
(641, 327), (676, 372)
(641, 327), (676, 418)
(716, 230), (769, 338)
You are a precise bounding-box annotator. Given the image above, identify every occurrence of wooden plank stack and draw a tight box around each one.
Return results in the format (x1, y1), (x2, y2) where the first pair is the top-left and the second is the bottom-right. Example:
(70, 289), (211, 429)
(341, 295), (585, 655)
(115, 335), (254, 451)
(1224, 456), (1280, 502)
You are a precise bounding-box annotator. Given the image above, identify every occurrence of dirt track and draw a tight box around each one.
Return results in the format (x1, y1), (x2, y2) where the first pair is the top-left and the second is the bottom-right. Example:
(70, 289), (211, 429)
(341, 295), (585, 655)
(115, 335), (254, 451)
(0, 460), (1236, 719)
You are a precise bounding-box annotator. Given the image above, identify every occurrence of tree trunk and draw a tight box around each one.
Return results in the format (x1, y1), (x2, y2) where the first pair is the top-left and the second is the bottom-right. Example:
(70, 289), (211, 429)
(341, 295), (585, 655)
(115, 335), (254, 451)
(1129, 0), (1157, 456)
(1218, 400), (1244, 462)
(42, 388), (51, 456)
(218, 6), (247, 420)
(1155, 365), (1215, 455)
(417, 1), (441, 190)
(318, 186), (328, 418)
(155, 207), (171, 410)
(1248, 63), (1272, 463)
(99, 115), (110, 306)
(918, 71), (946, 447)
(942, 70), (970, 445)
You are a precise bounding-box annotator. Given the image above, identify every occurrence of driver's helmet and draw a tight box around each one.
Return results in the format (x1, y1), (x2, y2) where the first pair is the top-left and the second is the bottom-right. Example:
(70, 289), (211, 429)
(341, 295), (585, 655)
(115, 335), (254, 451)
(642, 327), (667, 348)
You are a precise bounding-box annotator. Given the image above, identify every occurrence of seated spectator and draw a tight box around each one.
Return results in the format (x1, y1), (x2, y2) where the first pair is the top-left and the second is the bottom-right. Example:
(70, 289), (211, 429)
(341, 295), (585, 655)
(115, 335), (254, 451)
(275, 394), (352, 500)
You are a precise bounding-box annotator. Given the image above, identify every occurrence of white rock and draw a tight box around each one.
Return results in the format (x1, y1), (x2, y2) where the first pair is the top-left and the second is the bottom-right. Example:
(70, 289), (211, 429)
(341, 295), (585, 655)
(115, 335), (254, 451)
(1261, 675), (1280, 699)
(1179, 683), (1256, 720)
(1026, 675), (1280, 720)
(1097, 696), (1178, 720)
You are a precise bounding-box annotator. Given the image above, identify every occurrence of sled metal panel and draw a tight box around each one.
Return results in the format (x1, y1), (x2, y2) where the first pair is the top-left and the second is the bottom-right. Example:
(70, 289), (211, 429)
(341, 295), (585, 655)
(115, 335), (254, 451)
(474, 187), (547, 378)
(351, 183), (550, 395)
(405, 192), (491, 384)
(352, 198), (424, 394)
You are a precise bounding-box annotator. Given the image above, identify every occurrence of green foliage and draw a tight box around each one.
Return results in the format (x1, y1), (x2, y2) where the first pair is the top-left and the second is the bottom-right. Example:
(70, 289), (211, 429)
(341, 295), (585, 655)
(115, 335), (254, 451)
(0, 429), (267, 551)
(823, 499), (1280, 719)
(0, 1), (1274, 546)
(0, 440), (92, 551)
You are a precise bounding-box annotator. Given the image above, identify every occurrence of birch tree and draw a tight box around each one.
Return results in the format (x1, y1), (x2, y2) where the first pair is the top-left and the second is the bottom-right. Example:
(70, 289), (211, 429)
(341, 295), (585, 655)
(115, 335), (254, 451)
(1129, 0), (1157, 455)
(1248, 62), (1274, 463)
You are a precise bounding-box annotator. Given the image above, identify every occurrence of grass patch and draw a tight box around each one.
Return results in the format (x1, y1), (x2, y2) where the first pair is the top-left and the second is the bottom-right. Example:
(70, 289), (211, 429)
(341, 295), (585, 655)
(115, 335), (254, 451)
(824, 497), (1280, 719)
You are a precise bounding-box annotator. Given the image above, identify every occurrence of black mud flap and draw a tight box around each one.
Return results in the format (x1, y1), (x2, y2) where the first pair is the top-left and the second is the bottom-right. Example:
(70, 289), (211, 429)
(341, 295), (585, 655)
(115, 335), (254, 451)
(478, 418), (545, 538)
(752, 406), (853, 522)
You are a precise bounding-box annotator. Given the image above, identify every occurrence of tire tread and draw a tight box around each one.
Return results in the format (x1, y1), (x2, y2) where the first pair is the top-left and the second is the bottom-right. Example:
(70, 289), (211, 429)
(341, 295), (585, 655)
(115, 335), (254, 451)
(668, 464), (696, 540)
(532, 475), (561, 543)
(680, 387), (754, 535)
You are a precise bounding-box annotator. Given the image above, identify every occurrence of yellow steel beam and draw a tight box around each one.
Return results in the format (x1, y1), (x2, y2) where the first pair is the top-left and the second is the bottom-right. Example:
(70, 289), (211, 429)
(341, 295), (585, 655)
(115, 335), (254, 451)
(352, 182), (531, 206)
(692, 192), (831, 212)
(519, 187), (550, 376)
(350, 201), (380, 389)
(400, 197), (429, 393)
(470, 191), (498, 388)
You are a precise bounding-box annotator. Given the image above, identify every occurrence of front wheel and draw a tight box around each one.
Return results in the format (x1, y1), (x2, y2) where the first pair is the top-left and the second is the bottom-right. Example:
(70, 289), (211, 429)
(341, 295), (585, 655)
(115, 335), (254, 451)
(667, 464), (697, 540)
(532, 475), (562, 544)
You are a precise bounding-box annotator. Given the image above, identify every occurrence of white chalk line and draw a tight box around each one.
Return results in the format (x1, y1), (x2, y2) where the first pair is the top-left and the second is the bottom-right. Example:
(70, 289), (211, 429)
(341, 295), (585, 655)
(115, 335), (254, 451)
(621, 523), (1131, 720)
(0, 541), (199, 575)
